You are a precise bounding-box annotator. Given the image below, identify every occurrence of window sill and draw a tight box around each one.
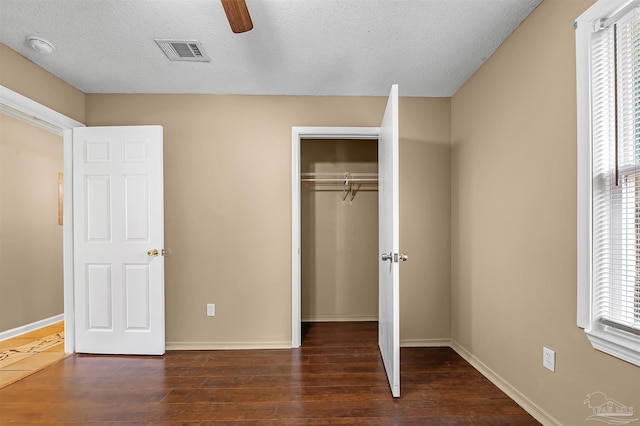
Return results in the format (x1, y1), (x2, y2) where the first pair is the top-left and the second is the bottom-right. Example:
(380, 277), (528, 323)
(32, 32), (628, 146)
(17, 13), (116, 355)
(585, 326), (640, 367)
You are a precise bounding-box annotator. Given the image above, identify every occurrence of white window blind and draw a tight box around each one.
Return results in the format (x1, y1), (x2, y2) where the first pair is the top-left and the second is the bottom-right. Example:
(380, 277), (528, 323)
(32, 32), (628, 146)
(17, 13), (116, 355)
(591, 9), (640, 337)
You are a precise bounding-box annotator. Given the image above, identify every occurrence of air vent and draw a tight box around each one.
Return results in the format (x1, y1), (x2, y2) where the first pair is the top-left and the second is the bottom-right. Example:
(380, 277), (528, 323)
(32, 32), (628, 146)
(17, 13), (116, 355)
(155, 39), (210, 62)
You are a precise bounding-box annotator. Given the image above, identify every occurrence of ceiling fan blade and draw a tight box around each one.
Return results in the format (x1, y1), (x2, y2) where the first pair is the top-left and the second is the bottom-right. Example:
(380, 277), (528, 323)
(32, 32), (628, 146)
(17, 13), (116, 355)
(221, 0), (253, 33)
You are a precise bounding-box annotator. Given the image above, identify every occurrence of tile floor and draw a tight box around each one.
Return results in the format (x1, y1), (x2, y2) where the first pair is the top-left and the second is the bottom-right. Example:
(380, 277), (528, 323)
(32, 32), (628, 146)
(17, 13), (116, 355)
(0, 322), (66, 389)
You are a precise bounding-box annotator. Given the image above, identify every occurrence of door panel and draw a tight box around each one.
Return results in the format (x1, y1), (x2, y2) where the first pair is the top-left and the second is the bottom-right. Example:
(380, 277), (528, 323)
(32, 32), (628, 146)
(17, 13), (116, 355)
(124, 176), (150, 241)
(86, 176), (111, 240)
(124, 264), (151, 329)
(378, 84), (400, 397)
(73, 125), (164, 355)
(87, 264), (112, 329)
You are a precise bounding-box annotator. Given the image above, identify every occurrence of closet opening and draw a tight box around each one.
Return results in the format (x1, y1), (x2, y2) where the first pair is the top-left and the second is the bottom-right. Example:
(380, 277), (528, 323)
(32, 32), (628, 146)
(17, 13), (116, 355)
(299, 138), (378, 344)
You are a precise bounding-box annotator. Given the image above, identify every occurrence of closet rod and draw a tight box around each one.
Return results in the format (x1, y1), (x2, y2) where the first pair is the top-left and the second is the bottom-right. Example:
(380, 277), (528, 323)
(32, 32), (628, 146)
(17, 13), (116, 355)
(300, 172), (378, 184)
(300, 178), (378, 183)
(300, 172), (377, 202)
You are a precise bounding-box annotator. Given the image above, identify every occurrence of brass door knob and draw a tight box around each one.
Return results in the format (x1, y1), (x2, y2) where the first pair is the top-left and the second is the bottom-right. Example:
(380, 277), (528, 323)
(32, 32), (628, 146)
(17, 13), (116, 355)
(147, 249), (159, 257)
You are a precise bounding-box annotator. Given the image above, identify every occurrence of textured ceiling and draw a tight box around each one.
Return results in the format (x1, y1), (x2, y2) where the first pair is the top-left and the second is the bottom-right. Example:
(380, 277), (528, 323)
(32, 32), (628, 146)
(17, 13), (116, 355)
(0, 0), (541, 97)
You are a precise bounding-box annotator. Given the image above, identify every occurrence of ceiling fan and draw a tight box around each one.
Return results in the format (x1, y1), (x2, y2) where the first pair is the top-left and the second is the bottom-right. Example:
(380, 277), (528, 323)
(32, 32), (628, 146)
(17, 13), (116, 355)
(221, 0), (254, 33)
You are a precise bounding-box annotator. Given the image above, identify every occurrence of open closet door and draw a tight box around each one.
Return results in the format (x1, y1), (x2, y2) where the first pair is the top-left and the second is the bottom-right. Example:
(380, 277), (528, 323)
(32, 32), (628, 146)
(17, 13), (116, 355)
(378, 84), (401, 397)
(73, 126), (165, 355)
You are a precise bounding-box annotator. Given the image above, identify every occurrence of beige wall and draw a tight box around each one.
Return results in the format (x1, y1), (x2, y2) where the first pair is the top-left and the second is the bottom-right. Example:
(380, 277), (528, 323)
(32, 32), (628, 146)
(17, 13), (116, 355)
(301, 139), (378, 321)
(451, 0), (640, 424)
(0, 114), (64, 332)
(400, 97), (451, 343)
(85, 94), (451, 346)
(0, 44), (85, 124)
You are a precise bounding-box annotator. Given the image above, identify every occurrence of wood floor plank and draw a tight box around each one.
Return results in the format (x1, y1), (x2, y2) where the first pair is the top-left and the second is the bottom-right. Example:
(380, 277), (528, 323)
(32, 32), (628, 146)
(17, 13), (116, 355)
(0, 322), (540, 425)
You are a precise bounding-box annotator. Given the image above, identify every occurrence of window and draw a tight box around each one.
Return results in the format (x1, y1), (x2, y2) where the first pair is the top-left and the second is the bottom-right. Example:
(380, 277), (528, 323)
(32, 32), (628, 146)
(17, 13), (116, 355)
(577, 0), (640, 366)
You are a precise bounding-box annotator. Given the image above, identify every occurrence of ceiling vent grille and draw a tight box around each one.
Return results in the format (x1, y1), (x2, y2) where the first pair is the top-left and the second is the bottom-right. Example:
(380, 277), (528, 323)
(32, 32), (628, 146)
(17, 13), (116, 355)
(155, 39), (210, 62)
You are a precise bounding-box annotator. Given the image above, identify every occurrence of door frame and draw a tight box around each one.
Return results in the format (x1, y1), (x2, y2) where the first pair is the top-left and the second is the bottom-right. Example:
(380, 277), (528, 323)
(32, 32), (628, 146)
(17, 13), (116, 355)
(0, 85), (85, 353)
(291, 126), (379, 348)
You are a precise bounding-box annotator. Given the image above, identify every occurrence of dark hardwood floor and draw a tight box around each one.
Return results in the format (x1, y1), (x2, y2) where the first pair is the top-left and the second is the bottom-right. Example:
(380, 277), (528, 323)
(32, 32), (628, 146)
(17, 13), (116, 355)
(0, 322), (540, 424)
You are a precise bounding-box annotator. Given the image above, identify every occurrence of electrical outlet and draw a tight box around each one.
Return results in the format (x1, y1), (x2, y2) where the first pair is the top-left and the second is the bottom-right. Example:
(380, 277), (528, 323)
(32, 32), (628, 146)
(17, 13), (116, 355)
(543, 347), (555, 372)
(206, 303), (215, 317)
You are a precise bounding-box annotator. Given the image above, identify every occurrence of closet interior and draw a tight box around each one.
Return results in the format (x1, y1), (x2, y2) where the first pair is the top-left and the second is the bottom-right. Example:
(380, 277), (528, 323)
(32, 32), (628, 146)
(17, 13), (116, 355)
(300, 139), (379, 324)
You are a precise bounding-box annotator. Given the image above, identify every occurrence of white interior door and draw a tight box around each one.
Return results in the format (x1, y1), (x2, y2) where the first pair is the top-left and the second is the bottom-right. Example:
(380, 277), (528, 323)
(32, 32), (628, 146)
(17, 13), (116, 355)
(73, 125), (165, 355)
(378, 84), (400, 397)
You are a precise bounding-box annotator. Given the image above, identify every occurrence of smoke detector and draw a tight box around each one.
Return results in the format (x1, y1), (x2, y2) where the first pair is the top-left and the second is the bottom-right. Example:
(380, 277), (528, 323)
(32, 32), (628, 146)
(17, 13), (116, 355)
(26, 36), (55, 54)
(155, 39), (210, 62)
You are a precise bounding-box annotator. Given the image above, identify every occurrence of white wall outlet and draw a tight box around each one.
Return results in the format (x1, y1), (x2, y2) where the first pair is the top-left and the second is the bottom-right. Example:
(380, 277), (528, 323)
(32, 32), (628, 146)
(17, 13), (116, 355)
(543, 346), (555, 372)
(206, 303), (215, 317)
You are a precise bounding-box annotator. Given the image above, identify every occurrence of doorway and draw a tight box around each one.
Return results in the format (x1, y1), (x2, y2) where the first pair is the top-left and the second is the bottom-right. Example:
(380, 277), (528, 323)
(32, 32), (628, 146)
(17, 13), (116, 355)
(291, 126), (380, 349)
(0, 85), (84, 354)
(0, 113), (64, 336)
(300, 139), (378, 326)
(0, 112), (66, 378)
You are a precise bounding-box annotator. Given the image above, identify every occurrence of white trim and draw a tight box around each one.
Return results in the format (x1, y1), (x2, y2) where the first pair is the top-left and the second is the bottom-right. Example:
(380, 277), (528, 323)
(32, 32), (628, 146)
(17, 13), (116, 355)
(291, 126), (380, 349)
(601, 0), (640, 28)
(0, 86), (82, 134)
(450, 340), (561, 426)
(62, 126), (76, 355)
(400, 338), (451, 348)
(302, 315), (379, 322)
(0, 85), (85, 354)
(586, 327), (640, 366)
(576, 0), (640, 27)
(575, 3), (594, 330)
(166, 341), (291, 350)
(0, 314), (64, 342)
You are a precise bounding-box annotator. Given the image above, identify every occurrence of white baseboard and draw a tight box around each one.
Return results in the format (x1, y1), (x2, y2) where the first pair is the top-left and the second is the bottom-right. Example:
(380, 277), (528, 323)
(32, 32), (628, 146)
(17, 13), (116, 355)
(401, 338), (451, 347)
(166, 341), (291, 350)
(301, 315), (378, 322)
(450, 340), (560, 426)
(0, 313), (64, 342)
